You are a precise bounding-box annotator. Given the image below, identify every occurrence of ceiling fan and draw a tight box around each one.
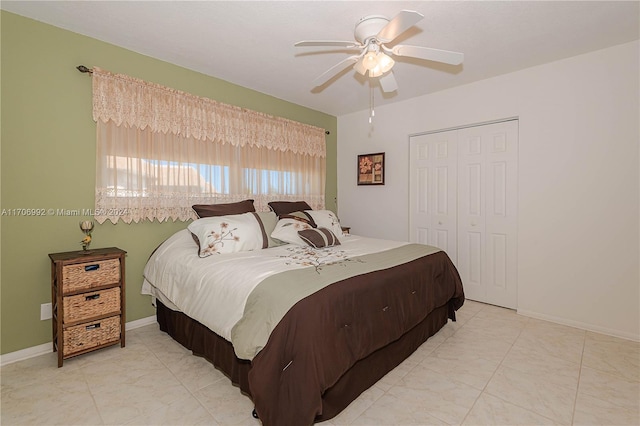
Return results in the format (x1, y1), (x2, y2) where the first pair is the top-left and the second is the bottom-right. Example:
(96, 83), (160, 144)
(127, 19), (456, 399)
(295, 10), (464, 93)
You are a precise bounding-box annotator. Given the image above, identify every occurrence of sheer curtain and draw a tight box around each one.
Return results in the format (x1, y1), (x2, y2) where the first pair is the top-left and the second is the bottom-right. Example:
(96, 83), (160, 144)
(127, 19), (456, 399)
(92, 67), (326, 224)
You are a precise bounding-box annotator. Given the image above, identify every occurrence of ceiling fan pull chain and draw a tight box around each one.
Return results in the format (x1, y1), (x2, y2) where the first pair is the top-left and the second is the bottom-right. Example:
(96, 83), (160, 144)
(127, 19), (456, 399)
(369, 84), (375, 123)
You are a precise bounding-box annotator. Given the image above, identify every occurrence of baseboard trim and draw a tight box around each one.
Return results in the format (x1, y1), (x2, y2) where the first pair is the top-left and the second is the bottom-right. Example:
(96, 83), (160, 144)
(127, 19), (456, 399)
(0, 315), (157, 367)
(124, 315), (157, 331)
(0, 342), (52, 367)
(517, 309), (640, 342)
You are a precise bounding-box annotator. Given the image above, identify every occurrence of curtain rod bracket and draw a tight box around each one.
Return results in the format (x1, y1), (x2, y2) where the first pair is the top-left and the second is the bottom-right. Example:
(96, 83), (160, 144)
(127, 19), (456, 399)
(77, 65), (93, 74)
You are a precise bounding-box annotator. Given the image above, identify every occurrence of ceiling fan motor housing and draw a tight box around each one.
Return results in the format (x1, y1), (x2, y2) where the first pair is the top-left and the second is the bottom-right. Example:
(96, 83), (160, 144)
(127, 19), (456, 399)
(354, 15), (389, 44)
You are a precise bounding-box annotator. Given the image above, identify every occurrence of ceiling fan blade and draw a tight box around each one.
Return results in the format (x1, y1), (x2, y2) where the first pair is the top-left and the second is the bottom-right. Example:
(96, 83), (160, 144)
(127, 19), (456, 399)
(312, 56), (359, 87)
(390, 45), (464, 65)
(295, 40), (361, 48)
(378, 71), (398, 93)
(376, 10), (424, 43)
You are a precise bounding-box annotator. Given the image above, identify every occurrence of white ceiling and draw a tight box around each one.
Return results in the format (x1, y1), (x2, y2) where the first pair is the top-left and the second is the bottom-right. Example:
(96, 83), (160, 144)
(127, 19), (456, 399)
(3, 1), (638, 116)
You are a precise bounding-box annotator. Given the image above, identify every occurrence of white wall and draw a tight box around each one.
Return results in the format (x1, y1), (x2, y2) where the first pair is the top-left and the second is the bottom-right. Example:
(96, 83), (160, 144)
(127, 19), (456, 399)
(337, 41), (639, 341)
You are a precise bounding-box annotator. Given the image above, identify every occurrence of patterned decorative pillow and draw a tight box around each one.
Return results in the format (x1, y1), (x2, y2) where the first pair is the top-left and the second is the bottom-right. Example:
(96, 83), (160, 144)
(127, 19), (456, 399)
(271, 216), (315, 245)
(298, 227), (341, 248)
(304, 210), (343, 236)
(188, 212), (264, 258)
(192, 199), (255, 218)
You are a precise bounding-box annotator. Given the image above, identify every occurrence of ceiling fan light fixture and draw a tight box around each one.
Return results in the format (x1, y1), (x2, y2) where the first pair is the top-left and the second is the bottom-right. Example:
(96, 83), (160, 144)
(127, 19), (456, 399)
(363, 51), (378, 70)
(368, 67), (383, 78)
(353, 58), (368, 75)
(368, 53), (394, 77)
(377, 53), (395, 73)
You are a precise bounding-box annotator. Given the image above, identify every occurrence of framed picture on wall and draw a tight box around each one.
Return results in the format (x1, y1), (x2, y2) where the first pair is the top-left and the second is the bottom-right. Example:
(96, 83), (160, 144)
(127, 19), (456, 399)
(357, 152), (385, 185)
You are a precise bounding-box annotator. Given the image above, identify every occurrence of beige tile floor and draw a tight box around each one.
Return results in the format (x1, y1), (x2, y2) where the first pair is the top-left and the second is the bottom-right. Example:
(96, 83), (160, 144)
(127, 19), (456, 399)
(1, 300), (639, 425)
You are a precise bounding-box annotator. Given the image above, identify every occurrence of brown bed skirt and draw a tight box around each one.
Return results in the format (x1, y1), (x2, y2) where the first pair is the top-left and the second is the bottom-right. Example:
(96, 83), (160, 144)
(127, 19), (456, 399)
(156, 300), (451, 423)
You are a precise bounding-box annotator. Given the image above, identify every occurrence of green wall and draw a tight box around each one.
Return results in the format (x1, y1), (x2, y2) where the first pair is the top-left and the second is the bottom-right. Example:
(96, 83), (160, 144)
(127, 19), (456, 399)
(0, 11), (337, 355)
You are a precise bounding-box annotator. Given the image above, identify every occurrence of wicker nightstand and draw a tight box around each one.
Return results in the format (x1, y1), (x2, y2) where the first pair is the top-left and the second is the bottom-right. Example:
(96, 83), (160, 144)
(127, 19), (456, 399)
(49, 247), (126, 367)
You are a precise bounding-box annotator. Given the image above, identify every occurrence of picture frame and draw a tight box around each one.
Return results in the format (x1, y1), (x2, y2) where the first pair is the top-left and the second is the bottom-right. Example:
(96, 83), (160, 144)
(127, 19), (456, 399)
(357, 152), (385, 185)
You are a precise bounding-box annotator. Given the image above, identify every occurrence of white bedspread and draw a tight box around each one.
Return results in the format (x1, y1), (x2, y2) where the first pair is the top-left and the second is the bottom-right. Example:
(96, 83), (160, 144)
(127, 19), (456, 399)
(142, 229), (407, 342)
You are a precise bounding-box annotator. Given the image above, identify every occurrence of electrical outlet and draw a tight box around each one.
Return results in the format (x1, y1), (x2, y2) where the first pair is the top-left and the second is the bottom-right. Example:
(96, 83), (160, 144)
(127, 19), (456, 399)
(40, 303), (52, 320)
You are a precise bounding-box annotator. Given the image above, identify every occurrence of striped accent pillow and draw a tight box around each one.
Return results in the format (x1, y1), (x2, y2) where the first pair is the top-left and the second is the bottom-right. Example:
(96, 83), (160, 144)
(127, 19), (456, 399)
(297, 227), (341, 248)
(279, 213), (316, 227)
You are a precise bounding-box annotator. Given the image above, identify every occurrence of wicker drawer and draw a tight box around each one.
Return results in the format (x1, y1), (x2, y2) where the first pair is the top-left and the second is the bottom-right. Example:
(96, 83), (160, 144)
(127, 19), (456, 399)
(62, 258), (120, 293)
(63, 287), (120, 323)
(63, 315), (120, 356)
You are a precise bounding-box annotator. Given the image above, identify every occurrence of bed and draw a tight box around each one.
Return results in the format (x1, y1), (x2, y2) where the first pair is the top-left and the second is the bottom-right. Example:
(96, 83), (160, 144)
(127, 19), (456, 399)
(142, 201), (464, 425)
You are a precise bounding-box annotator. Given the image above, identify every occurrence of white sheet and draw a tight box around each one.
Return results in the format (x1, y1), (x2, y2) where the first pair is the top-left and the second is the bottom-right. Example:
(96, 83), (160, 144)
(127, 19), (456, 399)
(142, 229), (407, 341)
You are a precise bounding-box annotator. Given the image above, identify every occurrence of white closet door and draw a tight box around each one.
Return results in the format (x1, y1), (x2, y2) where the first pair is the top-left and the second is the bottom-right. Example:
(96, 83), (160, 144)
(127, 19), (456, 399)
(457, 121), (518, 308)
(409, 131), (458, 263)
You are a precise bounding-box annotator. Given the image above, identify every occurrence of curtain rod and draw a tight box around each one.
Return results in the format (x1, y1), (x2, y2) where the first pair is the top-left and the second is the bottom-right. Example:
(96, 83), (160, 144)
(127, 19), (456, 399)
(76, 65), (330, 135)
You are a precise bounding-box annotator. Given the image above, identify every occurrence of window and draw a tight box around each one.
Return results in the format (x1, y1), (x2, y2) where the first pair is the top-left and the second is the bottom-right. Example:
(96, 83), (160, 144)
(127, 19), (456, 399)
(92, 67), (326, 223)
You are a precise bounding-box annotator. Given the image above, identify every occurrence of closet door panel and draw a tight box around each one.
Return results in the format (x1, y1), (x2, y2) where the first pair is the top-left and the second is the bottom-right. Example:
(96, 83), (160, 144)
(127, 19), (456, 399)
(488, 233), (507, 288)
(414, 164), (430, 245)
(410, 136), (432, 245)
(462, 231), (483, 293)
(429, 136), (457, 259)
(458, 121), (518, 308)
(457, 130), (487, 303)
(484, 122), (518, 308)
(409, 131), (457, 263)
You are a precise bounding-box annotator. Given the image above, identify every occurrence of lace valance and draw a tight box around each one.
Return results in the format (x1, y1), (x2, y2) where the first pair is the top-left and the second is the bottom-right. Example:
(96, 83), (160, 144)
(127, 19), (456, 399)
(92, 67), (326, 158)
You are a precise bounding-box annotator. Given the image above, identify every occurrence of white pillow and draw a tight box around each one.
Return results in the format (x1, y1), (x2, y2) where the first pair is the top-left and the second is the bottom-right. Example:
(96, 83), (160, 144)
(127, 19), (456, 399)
(305, 210), (343, 236)
(271, 217), (314, 245)
(188, 213), (264, 258)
